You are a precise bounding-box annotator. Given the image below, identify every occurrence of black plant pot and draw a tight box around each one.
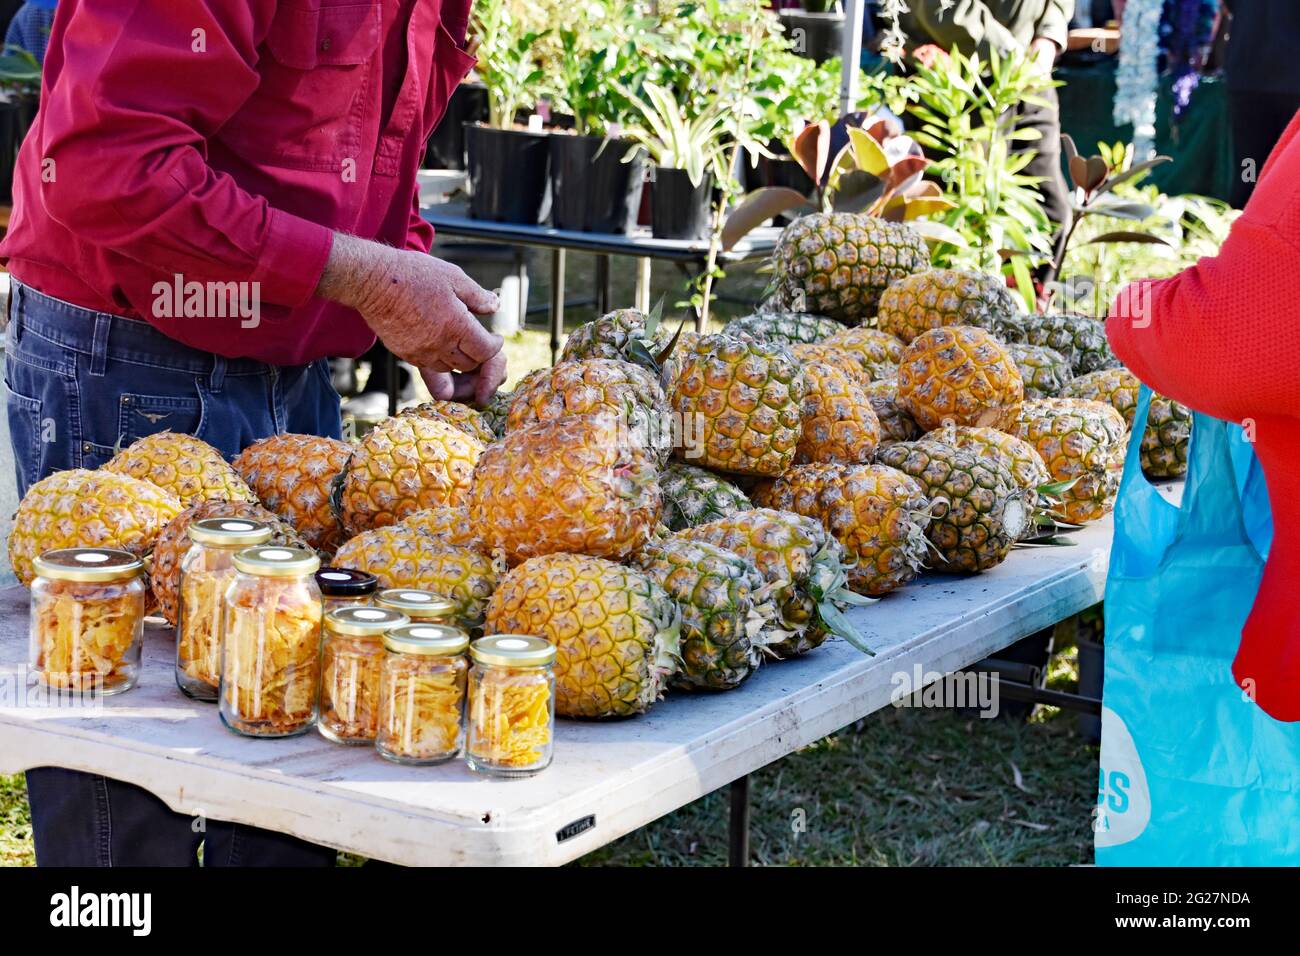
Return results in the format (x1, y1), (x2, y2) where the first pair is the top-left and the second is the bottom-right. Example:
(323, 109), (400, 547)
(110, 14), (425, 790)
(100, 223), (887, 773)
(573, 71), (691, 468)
(424, 83), (488, 170)
(779, 11), (846, 64)
(465, 124), (550, 225)
(0, 96), (37, 204)
(650, 167), (712, 241)
(549, 133), (644, 234)
(740, 147), (813, 226)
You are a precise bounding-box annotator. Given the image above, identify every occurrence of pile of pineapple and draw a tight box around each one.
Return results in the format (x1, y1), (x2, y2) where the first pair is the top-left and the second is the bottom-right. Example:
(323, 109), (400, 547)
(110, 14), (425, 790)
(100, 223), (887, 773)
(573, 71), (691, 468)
(7, 210), (1192, 726)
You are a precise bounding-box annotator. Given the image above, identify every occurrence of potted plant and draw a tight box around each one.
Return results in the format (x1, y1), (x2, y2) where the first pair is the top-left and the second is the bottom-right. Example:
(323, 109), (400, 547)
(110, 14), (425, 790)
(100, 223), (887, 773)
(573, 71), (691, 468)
(778, 0), (845, 65)
(464, 1), (550, 224)
(0, 46), (40, 204)
(544, 21), (648, 233)
(620, 83), (730, 240)
(424, 81), (489, 171)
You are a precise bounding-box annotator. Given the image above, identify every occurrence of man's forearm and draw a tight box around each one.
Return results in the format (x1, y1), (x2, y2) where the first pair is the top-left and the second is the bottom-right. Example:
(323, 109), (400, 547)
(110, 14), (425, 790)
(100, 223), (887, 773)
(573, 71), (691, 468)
(316, 233), (410, 314)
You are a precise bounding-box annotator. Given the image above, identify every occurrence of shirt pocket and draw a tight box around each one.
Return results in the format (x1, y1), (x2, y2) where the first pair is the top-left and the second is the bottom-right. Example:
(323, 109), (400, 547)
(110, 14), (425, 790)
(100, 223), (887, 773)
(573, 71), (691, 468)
(224, 0), (382, 171)
(425, 23), (477, 137)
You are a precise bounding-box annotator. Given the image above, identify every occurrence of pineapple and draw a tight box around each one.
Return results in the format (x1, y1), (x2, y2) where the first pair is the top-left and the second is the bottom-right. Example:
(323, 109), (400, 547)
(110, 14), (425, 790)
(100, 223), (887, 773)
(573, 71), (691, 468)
(721, 311), (843, 346)
(150, 499), (306, 626)
(9, 469), (183, 586)
(232, 433), (351, 552)
(671, 333), (805, 476)
(469, 413), (661, 564)
(337, 415), (482, 535)
(788, 343), (873, 385)
(770, 212), (930, 324)
(395, 504), (482, 549)
(631, 538), (772, 691)
(399, 400), (496, 445)
(752, 463), (931, 596)
(560, 308), (671, 374)
(876, 269), (1024, 343)
(658, 462), (753, 531)
(861, 378), (921, 444)
(1061, 367), (1191, 479)
(1007, 314), (1118, 376)
(104, 431), (255, 506)
(1007, 343), (1073, 399)
(333, 528), (499, 628)
(897, 326), (1024, 431)
(822, 326), (906, 380)
(1015, 398), (1128, 524)
(480, 389), (514, 439)
(485, 553), (681, 718)
(796, 362), (881, 464)
(507, 358), (670, 462)
(875, 439), (1030, 573)
(930, 424), (1052, 493)
(677, 508), (868, 658)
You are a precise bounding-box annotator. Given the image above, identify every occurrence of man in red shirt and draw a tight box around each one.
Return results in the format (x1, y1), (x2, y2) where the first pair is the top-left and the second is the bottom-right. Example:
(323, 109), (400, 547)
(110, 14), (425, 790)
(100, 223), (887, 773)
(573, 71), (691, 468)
(2, 1), (505, 865)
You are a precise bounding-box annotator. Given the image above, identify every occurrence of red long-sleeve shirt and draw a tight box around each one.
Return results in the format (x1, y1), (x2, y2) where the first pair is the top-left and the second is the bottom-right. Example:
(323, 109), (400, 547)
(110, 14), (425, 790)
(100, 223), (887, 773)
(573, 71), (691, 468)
(1106, 112), (1300, 721)
(0, 0), (474, 366)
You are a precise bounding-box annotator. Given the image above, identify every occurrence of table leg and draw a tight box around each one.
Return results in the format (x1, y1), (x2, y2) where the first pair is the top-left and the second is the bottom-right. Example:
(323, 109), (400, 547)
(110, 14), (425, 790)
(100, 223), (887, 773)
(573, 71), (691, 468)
(550, 248), (566, 366)
(595, 255), (610, 315)
(635, 258), (652, 312)
(729, 774), (750, 867)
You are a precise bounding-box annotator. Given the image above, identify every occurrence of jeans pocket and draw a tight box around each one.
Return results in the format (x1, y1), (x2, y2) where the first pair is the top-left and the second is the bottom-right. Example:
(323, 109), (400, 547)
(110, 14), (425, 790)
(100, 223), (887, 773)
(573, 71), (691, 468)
(117, 392), (203, 447)
(3, 375), (45, 494)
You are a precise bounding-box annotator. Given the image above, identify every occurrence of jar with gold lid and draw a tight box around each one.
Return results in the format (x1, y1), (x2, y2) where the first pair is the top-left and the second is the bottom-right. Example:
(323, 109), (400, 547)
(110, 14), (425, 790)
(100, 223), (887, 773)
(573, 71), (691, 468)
(176, 517), (272, 701)
(376, 623), (470, 765)
(375, 588), (458, 624)
(30, 548), (146, 696)
(317, 568), (379, 615)
(465, 635), (556, 776)
(319, 605), (409, 744)
(219, 546), (322, 738)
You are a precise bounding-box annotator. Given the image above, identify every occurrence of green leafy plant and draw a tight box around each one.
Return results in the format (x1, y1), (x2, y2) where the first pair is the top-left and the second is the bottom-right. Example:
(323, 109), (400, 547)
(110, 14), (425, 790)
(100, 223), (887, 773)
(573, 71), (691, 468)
(619, 82), (730, 186)
(906, 48), (1057, 305)
(0, 46), (40, 98)
(550, 13), (654, 136)
(471, 0), (546, 129)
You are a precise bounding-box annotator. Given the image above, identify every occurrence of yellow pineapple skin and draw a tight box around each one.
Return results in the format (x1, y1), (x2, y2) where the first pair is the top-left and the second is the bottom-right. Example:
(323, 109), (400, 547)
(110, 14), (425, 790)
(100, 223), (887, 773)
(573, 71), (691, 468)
(232, 433), (351, 552)
(9, 469), (183, 586)
(788, 343), (872, 386)
(897, 326), (1024, 431)
(1016, 398), (1128, 524)
(150, 499), (306, 626)
(671, 334), (805, 477)
(399, 400), (496, 445)
(340, 415), (482, 536)
(103, 431), (256, 506)
(485, 553), (680, 719)
(753, 463), (930, 596)
(333, 528), (498, 629)
(795, 362), (882, 465)
(861, 378), (922, 444)
(930, 424), (1051, 492)
(876, 268), (1022, 343)
(395, 504), (482, 549)
(822, 326), (906, 380)
(469, 413), (661, 564)
(1061, 367), (1191, 479)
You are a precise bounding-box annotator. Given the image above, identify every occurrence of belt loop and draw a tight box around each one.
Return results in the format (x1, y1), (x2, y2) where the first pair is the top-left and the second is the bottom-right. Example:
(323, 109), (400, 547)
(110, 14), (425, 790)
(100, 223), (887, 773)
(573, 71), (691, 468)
(210, 355), (227, 393)
(6, 280), (22, 342)
(88, 314), (111, 377)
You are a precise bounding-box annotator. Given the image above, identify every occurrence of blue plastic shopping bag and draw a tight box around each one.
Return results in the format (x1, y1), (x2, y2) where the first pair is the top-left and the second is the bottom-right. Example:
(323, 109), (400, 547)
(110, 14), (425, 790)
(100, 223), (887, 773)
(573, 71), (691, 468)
(1097, 388), (1300, 864)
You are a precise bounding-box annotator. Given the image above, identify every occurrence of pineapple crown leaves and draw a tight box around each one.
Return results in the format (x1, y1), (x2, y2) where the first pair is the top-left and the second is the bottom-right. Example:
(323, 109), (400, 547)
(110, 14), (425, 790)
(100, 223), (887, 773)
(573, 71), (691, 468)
(807, 538), (877, 656)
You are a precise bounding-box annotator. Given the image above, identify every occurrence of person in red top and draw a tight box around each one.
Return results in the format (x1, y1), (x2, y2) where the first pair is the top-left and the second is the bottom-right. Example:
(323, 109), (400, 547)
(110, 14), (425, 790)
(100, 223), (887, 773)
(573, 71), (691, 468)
(2, 0), (506, 866)
(1106, 113), (1300, 724)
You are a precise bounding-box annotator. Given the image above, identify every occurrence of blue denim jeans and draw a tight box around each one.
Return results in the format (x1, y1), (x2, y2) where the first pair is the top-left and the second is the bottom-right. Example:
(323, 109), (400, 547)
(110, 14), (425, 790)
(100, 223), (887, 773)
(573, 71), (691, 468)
(5, 279), (342, 866)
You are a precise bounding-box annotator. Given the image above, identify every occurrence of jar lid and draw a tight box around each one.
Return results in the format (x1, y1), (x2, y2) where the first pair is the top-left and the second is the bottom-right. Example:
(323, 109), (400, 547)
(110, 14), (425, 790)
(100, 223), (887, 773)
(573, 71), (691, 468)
(384, 623), (470, 656)
(316, 567), (379, 596)
(326, 605), (408, 636)
(232, 546), (320, 577)
(188, 517), (273, 547)
(470, 634), (555, 668)
(33, 547), (144, 583)
(375, 588), (457, 620)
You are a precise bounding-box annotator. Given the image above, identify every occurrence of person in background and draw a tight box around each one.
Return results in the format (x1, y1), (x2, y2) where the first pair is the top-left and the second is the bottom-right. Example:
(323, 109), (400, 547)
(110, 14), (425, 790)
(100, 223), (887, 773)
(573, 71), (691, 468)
(1222, 0), (1300, 208)
(900, 0), (1076, 230)
(3, 0), (55, 64)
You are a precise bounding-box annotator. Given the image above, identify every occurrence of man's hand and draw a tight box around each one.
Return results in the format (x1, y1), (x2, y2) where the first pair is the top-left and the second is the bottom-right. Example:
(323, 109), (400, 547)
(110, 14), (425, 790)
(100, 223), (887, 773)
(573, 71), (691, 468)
(317, 234), (507, 405)
(1029, 36), (1059, 74)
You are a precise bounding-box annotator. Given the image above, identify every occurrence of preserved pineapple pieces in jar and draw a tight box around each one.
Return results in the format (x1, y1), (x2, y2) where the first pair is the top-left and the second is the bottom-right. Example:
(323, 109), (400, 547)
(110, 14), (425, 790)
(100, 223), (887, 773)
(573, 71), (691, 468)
(319, 605), (409, 744)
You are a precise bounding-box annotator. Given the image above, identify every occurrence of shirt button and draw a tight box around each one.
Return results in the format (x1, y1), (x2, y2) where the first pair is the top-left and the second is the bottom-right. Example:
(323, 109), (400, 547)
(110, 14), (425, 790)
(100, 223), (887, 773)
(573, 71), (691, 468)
(320, 37), (332, 52)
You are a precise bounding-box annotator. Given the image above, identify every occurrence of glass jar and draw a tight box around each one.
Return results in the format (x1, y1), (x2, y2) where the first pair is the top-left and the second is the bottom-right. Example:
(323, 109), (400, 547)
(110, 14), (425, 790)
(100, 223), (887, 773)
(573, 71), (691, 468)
(317, 568), (379, 615)
(319, 605), (409, 745)
(375, 588), (457, 625)
(29, 548), (146, 696)
(376, 624), (469, 765)
(219, 546), (322, 738)
(176, 517), (272, 701)
(465, 635), (556, 777)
